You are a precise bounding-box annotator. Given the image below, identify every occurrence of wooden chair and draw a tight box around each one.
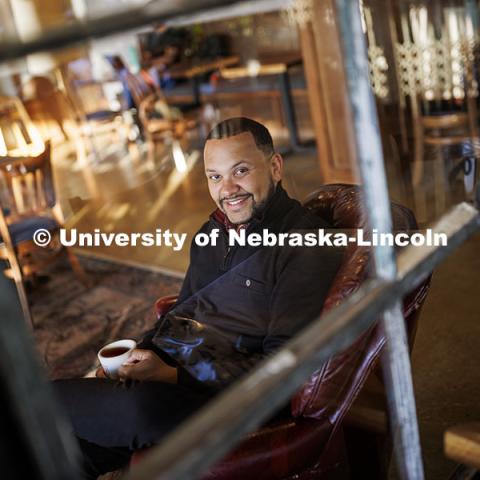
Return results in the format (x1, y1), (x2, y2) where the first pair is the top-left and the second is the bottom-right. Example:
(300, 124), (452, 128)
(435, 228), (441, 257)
(57, 66), (129, 157)
(0, 95), (45, 157)
(21, 76), (75, 142)
(394, 37), (479, 224)
(123, 70), (198, 165)
(0, 141), (88, 326)
(138, 96), (197, 166)
(412, 108), (479, 223)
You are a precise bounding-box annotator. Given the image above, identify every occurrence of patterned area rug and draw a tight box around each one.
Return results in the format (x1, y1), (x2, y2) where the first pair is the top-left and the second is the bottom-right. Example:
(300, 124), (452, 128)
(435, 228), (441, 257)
(29, 256), (183, 380)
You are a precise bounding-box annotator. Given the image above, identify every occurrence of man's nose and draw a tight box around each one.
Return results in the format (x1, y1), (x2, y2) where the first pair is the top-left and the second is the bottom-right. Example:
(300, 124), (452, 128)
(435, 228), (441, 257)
(221, 176), (240, 197)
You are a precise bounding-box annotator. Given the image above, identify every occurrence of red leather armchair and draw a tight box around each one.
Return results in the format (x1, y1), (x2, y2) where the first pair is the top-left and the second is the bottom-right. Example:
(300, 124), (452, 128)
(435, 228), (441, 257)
(140, 184), (431, 479)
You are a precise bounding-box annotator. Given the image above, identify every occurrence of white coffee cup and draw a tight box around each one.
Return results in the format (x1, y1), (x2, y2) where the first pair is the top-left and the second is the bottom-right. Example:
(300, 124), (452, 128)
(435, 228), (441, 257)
(97, 339), (137, 378)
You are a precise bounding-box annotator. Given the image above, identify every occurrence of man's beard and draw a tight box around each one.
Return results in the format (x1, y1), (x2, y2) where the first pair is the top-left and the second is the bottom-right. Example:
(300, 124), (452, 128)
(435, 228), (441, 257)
(251, 179), (276, 220)
(221, 179), (276, 225)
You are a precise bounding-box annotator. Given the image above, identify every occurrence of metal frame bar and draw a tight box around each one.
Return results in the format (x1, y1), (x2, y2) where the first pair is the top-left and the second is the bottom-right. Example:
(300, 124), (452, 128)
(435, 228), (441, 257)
(0, 0), (292, 62)
(334, 1), (424, 478)
(124, 203), (479, 480)
(0, 274), (81, 479)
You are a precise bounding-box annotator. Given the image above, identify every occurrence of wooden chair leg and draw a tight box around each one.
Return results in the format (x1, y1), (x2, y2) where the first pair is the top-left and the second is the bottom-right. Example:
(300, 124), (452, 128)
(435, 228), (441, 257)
(412, 123), (428, 224)
(413, 181), (428, 226)
(65, 248), (92, 288)
(13, 275), (33, 328)
(433, 151), (448, 217)
(3, 256), (34, 327)
(412, 111), (425, 186)
(0, 229), (34, 327)
(146, 139), (156, 165)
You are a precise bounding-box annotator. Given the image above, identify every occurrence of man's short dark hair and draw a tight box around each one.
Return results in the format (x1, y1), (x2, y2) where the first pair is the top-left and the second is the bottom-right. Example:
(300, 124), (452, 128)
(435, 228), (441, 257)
(206, 117), (274, 157)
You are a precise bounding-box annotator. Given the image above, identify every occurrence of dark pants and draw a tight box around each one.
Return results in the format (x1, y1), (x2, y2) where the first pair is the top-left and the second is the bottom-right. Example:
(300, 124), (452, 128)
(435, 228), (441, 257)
(54, 379), (214, 479)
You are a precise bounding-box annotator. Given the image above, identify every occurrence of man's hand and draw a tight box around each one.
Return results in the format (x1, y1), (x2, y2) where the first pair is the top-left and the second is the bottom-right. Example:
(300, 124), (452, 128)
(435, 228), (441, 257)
(117, 349), (178, 383)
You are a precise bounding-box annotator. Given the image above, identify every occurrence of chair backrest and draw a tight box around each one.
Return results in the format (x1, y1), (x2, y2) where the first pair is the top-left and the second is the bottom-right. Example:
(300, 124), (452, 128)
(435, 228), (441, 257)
(21, 76), (77, 142)
(122, 71), (153, 109)
(22, 76), (57, 100)
(291, 184), (431, 423)
(0, 96), (45, 157)
(0, 141), (53, 222)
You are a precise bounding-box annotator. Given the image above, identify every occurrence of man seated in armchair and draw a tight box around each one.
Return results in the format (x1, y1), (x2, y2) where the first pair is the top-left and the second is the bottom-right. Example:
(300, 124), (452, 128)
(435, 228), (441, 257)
(55, 117), (344, 479)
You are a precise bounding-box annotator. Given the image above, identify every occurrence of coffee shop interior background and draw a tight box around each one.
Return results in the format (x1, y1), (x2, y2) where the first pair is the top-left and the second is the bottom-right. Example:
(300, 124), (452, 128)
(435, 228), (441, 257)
(0, 0), (479, 478)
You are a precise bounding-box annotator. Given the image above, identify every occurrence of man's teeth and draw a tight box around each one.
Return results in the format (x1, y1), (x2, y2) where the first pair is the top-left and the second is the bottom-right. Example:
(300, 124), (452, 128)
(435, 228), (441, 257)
(226, 197), (247, 205)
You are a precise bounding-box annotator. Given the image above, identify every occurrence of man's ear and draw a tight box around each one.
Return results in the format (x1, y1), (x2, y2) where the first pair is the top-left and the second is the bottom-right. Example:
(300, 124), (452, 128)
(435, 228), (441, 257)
(271, 153), (283, 183)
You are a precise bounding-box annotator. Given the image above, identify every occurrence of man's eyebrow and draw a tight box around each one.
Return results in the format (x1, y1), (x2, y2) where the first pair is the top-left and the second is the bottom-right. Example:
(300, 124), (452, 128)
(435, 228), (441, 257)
(205, 161), (252, 173)
(231, 160), (251, 169)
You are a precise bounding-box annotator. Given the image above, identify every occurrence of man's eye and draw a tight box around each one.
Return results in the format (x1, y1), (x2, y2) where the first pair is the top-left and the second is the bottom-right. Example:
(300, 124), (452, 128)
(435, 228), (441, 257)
(208, 175), (221, 182)
(234, 168), (249, 176)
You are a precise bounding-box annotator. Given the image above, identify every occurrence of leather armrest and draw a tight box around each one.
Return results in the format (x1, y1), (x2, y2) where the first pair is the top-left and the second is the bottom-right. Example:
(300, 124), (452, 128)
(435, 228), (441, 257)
(154, 295), (178, 319)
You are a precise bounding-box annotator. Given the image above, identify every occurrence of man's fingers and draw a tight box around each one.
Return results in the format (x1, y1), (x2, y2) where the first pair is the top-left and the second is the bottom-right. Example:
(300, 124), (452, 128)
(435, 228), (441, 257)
(121, 357), (139, 365)
(118, 351), (150, 379)
(117, 350), (168, 382)
(117, 364), (133, 379)
(118, 360), (149, 381)
(95, 367), (107, 378)
(124, 348), (152, 364)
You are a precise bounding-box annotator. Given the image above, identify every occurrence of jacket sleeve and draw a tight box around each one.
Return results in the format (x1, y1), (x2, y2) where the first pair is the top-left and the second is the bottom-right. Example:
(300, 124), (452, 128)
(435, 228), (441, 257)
(176, 351), (266, 390)
(176, 224), (208, 304)
(137, 271), (193, 352)
(151, 311), (267, 390)
(138, 233), (199, 350)
(176, 265), (193, 304)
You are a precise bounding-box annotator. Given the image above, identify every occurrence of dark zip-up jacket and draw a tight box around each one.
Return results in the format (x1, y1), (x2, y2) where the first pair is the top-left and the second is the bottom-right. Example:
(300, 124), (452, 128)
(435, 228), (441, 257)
(145, 185), (343, 390)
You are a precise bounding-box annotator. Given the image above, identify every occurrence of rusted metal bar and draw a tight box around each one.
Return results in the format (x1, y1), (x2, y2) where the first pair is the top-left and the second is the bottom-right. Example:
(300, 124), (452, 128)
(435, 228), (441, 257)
(334, 0), (424, 478)
(0, 274), (81, 479)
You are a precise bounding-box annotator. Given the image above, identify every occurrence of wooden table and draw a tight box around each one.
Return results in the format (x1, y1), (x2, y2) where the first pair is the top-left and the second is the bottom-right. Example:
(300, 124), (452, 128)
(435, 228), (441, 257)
(219, 53), (302, 78)
(167, 55), (240, 79)
(161, 56), (239, 105)
(220, 54), (305, 152)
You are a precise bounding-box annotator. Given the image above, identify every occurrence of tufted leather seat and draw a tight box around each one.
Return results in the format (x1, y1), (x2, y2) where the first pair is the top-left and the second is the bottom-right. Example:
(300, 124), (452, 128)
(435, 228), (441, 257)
(134, 184), (431, 479)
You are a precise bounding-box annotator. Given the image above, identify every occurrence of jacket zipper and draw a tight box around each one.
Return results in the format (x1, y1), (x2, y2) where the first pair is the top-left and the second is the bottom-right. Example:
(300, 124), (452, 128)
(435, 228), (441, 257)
(222, 246), (232, 270)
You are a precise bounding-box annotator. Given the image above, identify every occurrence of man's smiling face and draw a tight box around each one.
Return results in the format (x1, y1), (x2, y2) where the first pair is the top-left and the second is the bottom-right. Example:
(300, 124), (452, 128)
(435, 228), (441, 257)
(204, 132), (283, 224)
